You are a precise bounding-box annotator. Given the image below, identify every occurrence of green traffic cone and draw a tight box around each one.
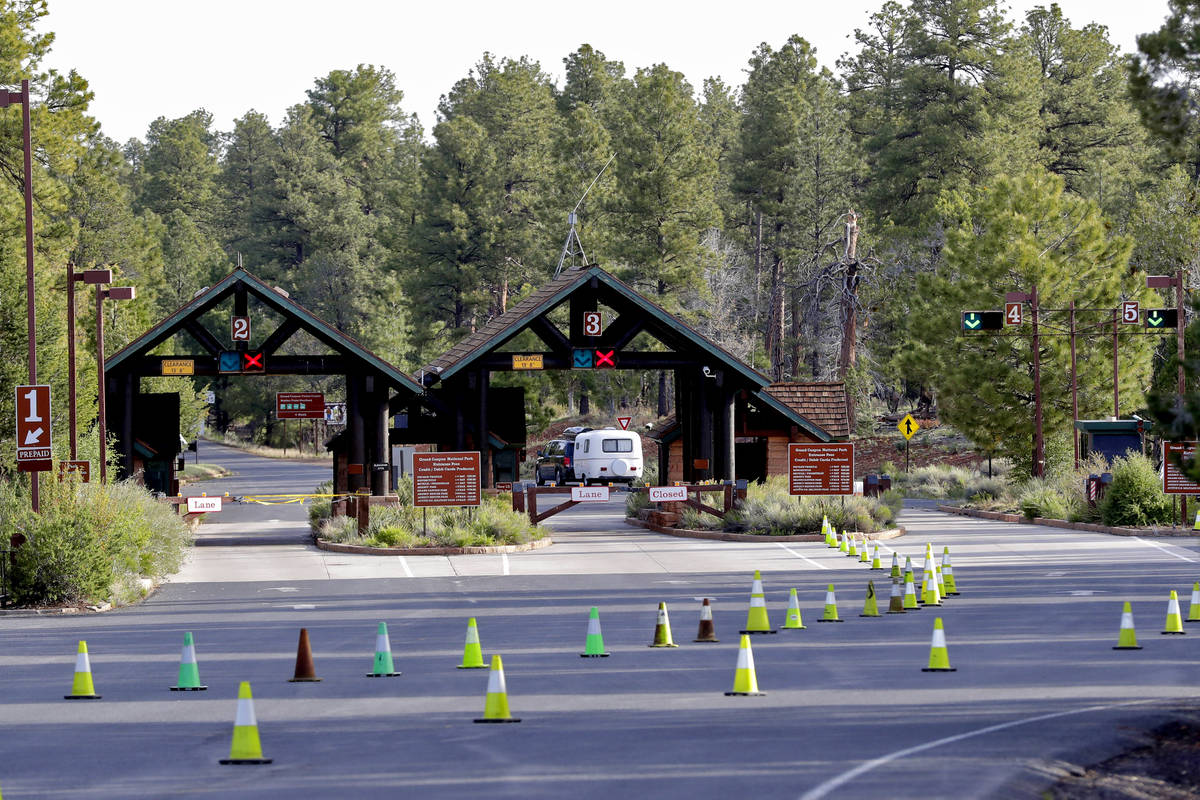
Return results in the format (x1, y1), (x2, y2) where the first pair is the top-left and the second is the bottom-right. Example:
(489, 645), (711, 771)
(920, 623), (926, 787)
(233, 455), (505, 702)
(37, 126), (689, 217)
(367, 622), (401, 677)
(581, 607), (610, 657)
(170, 631), (207, 691)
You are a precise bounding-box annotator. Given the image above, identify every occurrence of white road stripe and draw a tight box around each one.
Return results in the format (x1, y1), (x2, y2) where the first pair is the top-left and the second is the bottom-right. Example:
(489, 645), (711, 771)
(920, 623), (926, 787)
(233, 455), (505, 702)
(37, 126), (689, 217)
(396, 556), (414, 577)
(501, 552), (510, 576)
(1133, 536), (1197, 563)
(776, 542), (828, 569)
(798, 700), (1148, 800)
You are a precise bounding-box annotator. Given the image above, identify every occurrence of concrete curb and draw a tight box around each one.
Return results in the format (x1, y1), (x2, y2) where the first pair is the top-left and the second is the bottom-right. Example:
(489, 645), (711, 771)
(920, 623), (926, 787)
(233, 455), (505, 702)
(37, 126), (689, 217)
(937, 505), (1196, 537)
(314, 536), (554, 556)
(624, 517), (906, 543)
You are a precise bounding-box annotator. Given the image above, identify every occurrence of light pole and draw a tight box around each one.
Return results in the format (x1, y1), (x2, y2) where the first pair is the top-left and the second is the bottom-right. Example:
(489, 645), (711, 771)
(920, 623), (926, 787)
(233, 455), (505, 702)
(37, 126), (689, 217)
(66, 265), (112, 461)
(95, 285), (135, 483)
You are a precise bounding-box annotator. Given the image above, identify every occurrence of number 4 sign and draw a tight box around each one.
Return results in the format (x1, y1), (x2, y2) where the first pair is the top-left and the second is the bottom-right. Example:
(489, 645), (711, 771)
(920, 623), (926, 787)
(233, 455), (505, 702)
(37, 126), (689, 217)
(1004, 302), (1023, 326)
(15, 384), (52, 472)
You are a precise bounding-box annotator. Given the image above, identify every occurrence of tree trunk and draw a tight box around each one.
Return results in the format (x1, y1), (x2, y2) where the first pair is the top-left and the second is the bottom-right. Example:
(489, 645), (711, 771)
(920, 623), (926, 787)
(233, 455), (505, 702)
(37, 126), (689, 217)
(837, 211), (860, 429)
(766, 255), (785, 380)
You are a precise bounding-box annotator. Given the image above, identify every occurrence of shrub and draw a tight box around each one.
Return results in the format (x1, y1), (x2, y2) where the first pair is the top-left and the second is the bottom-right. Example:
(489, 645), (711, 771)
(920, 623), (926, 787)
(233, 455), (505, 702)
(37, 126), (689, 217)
(723, 476), (894, 534)
(1099, 453), (1173, 528)
(1017, 481), (1069, 520)
(626, 489), (651, 518)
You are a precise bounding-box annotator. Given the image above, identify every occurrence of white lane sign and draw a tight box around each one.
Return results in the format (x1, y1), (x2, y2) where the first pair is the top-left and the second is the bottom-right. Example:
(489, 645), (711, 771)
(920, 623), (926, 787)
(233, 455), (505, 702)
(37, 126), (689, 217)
(15, 384), (52, 472)
(186, 496), (223, 513)
(571, 485), (610, 502)
(648, 486), (688, 502)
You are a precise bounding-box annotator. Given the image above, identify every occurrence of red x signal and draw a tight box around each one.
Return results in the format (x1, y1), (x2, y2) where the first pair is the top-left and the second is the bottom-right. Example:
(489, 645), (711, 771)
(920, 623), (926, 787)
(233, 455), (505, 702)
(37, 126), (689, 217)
(594, 349), (615, 368)
(242, 351), (265, 372)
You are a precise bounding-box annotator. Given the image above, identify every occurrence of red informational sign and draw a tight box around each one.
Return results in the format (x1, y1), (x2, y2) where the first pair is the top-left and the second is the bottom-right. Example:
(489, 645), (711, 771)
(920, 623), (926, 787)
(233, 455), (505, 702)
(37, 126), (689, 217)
(1004, 302), (1023, 326)
(414, 451), (481, 508)
(494, 481), (513, 493)
(788, 442), (855, 496)
(617, 416), (631, 430)
(15, 384), (52, 472)
(276, 392), (325, 419)
(1163, 442), (1200, 495)
(1121, 301), (1140, 324)
(582, 311), (603, 336)
(58, 460), (90, 482)
(231, 315), (251, 341)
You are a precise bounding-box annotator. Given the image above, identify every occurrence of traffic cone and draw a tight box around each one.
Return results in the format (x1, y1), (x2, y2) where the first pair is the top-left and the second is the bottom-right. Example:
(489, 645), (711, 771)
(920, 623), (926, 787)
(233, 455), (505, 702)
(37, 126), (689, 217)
(921, 617), (956, 672)
(694, 598), (720, 642)
(171, 631), (207, 691)
(288, 628), (322, 682)
(474, 655), (520, 723)
(1113, 601), (1142, 650)
(871, 544), (883, 570)
(581, 607), (610, 657)
(860, 581), (880, 617)
(922, 560), (942, 607)
(459, 617), (487, 668)
(742, 570), (776, 634)
(935, 565), (948, 599)
(65, 640), (101, 700)
(847, 536), (858, 558)
(890, 552), (901, 579)
(941, 547), (959, 595)
(367, 622), (401, 676)
(903, 569), (920, 610)
(219, 682), (272, 764)
(782, 588), (805, 630)
(1189, 583), (1200, 623)
(859, 537), (871, 563)
(887, 577), (906, 614)
(1194, 509), (1200, 530)
(839, 533), (850, 554)
(1163, 590), (1186, 635)
(649, 602), (679, 647)
(818, 584), (843, 622)
(724, 634), (766, 696)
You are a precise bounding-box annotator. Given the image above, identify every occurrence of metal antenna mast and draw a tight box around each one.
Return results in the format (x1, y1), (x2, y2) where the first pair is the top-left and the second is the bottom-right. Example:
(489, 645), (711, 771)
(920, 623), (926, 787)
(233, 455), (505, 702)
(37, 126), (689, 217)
(554, 154), (615, 278)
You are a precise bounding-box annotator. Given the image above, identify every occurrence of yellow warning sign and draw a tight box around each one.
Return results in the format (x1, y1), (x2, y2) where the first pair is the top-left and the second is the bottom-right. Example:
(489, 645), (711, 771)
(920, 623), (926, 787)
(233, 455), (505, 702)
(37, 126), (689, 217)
(898, 414), (920, 440)
(511, 354), (544, 370)
(162, 359), (195, 376)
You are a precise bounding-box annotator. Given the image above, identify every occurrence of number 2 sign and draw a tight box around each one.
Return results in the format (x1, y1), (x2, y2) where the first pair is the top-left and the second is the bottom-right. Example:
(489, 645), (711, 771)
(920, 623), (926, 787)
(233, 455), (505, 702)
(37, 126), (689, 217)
(231, 316), (251, 341)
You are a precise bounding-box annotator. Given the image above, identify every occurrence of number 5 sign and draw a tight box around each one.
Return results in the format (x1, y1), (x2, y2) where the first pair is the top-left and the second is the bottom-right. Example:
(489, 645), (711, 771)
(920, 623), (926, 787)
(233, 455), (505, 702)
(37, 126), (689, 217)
(1121, 301), (1140, 324)
(15, 384), (52, 472)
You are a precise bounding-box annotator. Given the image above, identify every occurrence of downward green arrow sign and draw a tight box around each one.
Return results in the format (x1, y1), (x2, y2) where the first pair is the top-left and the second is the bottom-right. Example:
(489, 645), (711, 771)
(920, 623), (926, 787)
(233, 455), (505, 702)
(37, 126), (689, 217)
(1148, 312), (1164, 328)
(964, 313), (981, 330)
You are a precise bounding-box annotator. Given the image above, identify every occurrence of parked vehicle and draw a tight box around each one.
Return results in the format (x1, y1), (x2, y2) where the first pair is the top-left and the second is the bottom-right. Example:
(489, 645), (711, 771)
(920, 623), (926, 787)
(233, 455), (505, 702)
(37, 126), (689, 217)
(535, 438), (576, 485)
(571, 429), (643, 485)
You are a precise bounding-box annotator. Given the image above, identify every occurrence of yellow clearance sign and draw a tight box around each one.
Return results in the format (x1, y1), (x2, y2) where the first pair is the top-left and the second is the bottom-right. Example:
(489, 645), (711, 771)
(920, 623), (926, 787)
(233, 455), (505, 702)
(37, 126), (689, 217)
(512, 354), (544, 370)
(161, 359), (195, 376)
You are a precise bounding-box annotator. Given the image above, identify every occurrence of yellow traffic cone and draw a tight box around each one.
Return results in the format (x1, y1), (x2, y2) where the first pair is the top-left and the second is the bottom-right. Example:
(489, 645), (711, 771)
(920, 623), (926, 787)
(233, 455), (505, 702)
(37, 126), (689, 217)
(921, 617), (956, 672)
(694, 598), (720, 642)
(219, 682), (272, 764)
(903, 569), (920, 610)
(839, 533), (850, 554)
(474, 655), (521, 723)
(1194, 509), (1200, 530)
(782, 588), (805, 629)
(65, 640), (101, 700)
(1189, 583), (1200, 623)
(818, 584), (843, 622)
(847, 536), (859, 558)
(935, 565), (947, 599)
(459, 617), (487, 668)
(1113, 601), (1142, 650)
(921, 556), (942, 606)
(724, 634), (766, 696)
(1163, 590), (1186, 635)
(941, 547), (959, 595)
(859, 581), (880, 617)
(859, 537), (871, 563)
(887, 577), (906, 614)
(871, 544), (883, 570)
(649, 602), (679, 647)
(890, 552), (901, 579)
(742, 570), (776, 634)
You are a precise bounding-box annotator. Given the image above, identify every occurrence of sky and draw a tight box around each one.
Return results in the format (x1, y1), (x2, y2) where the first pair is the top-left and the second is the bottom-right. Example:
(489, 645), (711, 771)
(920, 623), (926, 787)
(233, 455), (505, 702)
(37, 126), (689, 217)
(37, 0), (1174, 145)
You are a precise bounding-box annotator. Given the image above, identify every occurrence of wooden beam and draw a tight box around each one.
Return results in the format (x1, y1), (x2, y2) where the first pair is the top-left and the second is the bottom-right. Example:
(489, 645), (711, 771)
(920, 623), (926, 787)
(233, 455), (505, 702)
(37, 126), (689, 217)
(598, 312), (645, 350)
(260, 318), (301, 355)
(183, 320), (223, 355)
(528, 316), (570, 353)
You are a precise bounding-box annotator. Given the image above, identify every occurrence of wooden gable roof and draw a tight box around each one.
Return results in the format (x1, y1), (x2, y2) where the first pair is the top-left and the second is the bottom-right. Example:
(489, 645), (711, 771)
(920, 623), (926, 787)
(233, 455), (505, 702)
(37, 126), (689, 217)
(760, 382), (851, 439)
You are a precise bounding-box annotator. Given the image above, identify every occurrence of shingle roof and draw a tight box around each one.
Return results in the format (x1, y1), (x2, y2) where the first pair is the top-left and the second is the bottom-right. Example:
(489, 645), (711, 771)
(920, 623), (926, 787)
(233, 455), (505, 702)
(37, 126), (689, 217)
(761, 382), (850, 439)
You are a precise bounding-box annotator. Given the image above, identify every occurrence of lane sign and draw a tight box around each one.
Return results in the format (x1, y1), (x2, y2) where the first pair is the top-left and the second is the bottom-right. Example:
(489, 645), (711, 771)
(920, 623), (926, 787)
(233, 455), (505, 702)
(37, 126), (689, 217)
(572, 349), (594, 369)
(961, 311), (1003, 331)
(1121, 301), (1140, 324)
(649, 486), (688, 502)
(898, 414), (920, 440)
(594, 349), (616, 368)
(231, 316), (251, 341)
(15, 384), (52, 472)
(1004, 302), (1022, 326)
(186, 496), (222, 513)
(512, 354), (544, 370)
(242, 351), (265, 372)
(582, 311), (603, 336)
(788, 442), (854, 496)
(1146, 309), (1178, 329)
(161, 358), (194, 376)
(276, 392), (325, 419)
(571, 485), (609, 502)
(617, 416), (632, 430)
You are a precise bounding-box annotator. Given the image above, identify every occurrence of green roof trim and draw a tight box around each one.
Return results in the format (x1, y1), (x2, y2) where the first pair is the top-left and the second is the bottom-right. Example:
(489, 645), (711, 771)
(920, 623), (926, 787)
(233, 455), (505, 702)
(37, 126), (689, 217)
(752, 389), (834, 442)
(106, 268), (423, 395)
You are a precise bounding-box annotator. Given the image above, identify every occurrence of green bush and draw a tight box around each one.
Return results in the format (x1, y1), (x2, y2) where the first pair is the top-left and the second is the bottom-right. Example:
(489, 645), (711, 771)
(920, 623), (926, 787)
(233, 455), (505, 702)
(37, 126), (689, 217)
(1099, 453), (1173, 528)
(1, 476), (190, 606)
(626, 489), (652, 518)
(723, 476), (894, 534)
(1017, 482), (1069, 520)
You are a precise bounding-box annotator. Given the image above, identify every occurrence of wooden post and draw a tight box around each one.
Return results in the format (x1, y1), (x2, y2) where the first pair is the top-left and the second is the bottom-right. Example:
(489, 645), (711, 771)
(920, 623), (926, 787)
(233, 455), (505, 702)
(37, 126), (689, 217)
(371, 378), (389, 496)
(478, 369), (491, 489)
(1070, 301), (1079, 470)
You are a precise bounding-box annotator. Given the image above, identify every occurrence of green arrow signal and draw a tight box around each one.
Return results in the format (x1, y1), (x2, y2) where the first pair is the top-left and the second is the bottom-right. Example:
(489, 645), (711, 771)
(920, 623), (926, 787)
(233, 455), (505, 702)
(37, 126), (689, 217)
(963, 313), (981, 330)
(1148, 311), (1164, 328)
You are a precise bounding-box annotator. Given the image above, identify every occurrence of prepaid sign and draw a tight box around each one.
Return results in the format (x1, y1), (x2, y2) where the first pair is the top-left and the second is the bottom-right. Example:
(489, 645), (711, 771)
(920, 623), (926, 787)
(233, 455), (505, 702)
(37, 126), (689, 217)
(788, 442), (854, 496)
(15, 384), (52, 472)
(414, 451), (481, 508)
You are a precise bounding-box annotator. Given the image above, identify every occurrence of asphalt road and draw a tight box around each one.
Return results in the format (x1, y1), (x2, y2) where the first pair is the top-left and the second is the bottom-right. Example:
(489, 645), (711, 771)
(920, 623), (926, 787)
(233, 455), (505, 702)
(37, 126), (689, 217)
(2, 447), (1200, 798)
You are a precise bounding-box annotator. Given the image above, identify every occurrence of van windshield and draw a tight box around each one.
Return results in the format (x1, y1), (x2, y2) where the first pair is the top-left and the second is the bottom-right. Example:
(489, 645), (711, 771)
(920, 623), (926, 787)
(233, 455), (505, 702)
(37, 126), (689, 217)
(602, 439), (633, 453)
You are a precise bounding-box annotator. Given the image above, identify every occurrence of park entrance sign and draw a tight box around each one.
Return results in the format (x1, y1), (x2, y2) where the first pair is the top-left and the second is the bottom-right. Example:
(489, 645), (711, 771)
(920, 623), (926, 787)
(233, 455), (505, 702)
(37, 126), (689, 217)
(413, 451), (481, 508)
(788, 443), (854, 496)
(1163, 442), (1200, 495)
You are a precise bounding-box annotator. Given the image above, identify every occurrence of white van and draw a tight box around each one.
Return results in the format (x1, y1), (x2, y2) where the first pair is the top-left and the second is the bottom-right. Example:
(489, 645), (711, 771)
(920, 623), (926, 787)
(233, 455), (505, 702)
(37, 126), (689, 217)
(572, 429), (643, 485)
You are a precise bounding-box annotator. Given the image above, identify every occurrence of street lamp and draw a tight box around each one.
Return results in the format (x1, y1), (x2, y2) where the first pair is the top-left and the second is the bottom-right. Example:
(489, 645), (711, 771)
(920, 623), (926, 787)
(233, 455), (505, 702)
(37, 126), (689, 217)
(66, 265), (112, 462)
(95, 284), (135, 484)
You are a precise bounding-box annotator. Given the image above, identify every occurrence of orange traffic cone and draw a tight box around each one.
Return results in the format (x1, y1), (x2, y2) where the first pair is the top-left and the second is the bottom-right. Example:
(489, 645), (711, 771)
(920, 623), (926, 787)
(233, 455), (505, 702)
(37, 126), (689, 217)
(694, 598), (719, 642)
(288, 628), (322, 682)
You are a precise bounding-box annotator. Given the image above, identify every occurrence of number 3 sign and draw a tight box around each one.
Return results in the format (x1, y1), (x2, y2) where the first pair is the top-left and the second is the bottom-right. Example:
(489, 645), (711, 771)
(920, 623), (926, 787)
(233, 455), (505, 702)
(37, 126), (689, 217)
(583, 311), (602, 336)
(231, 316), (251, 341)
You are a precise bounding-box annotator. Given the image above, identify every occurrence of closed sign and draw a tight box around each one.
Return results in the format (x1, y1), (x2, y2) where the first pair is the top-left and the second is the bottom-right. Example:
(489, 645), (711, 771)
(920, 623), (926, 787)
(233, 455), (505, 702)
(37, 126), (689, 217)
(571, 486), (609, 502)
(186, 496), (222, 513)
(649, 486), (688, 502)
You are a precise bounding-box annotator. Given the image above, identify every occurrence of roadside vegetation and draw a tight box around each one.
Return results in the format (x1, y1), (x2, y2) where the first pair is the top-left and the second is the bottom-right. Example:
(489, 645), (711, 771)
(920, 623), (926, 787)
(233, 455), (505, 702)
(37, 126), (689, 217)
(0, 478), (191, 607)
(177, 462), (231, 483)
(310, 477), (546, 549)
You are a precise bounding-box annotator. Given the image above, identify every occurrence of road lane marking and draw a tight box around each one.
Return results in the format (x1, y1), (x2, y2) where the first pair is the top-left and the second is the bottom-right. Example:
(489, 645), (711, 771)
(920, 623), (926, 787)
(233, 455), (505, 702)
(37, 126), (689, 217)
(776, 542), (828, 569)
(798, 700), (1149, 800)
(397, 556), (414, 577)
(501, 552), (510, 576)
(1133, 536), (1197, 563)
